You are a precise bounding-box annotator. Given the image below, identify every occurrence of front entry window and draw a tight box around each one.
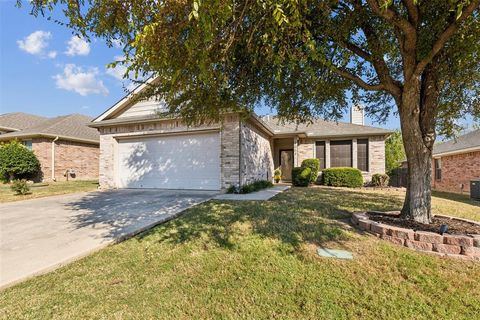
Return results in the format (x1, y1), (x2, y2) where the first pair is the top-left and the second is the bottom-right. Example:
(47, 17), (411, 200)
(280, 150), (294, 181)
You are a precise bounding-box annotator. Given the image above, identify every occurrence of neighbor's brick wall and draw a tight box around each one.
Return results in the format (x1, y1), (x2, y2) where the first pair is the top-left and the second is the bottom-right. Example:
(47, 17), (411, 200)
(432, 151), (480, 194)
(32, 138), (52, 181)
(31, 138), (99, 182)
(53, 140), (99, 181)
(240, 119), (274, 185)
(97, 115), (241, 190)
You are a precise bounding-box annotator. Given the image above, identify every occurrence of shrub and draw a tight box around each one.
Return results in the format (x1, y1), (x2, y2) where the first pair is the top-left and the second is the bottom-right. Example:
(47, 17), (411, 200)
(227, 180), (273, 194)
(10, 179), (30, 195)
(322, 167), (363, 188)
(0, 140), (40, 182)
(301, 158), (320, 183)
(292, 167), (311, 187)
(371, 173), (390, 187)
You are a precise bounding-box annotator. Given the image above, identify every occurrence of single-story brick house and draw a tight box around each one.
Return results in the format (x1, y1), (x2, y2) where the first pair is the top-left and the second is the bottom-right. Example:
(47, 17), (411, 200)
(432, 129), (480, 194)
(91, 81), (391, 191)
(0, 113), (99, 181)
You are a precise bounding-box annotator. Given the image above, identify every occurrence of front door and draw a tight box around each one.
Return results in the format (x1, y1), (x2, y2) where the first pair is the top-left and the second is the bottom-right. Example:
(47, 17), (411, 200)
(280, 150), (294, 181)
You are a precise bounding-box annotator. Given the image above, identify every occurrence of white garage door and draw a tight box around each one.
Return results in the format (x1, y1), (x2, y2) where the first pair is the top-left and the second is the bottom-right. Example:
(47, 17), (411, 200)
(117, 132), (221, 190)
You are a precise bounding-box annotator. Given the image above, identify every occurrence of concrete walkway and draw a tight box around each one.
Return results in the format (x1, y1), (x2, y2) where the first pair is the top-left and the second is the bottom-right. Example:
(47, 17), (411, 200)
(0, 189), (216, 289)
(214, 185), (290, 201)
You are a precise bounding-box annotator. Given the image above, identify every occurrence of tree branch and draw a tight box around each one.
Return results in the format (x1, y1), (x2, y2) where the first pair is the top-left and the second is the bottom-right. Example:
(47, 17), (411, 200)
(365, 0), (416, 34)
(365, 0), (418, 80)
(401, 0), (419, 27)
(414, 0), (480, 76)
(330, 65), (385, 91)
(343, 41), (372, 62)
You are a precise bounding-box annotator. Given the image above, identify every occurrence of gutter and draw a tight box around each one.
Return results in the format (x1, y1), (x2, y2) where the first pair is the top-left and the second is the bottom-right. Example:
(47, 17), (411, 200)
(51, 136), (59, 181)
(433, 145), (480, 158)
(0, 133), (99, 145)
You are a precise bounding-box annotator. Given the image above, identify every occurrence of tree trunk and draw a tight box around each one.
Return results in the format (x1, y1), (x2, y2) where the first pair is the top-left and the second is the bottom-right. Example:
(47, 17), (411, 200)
(398, 76), (437, 224)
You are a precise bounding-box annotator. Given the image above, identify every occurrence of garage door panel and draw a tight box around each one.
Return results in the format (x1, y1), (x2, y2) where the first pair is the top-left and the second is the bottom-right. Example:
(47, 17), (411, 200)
(117, 132), (221, 190)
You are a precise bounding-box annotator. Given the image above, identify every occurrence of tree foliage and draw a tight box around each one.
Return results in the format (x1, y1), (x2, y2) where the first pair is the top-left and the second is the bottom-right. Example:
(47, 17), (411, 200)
(0, 140), (41, 182)
(22, 0), (479, 129)
(385, 130), (406, 173)
(19, 0), (480, 222)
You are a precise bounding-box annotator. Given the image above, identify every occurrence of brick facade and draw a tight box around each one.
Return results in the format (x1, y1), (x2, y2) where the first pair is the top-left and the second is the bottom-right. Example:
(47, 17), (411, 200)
(240, 120), (274, 185)
(30, 138), (99, 181)
(96, 113), (388, 190)
(295, 136), (386, 181)
(97, 115), (242, 190)
(432, 151), (480, 194)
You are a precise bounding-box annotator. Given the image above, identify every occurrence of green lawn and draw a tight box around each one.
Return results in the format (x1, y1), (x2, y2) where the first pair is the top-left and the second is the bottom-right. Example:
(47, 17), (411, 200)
(1, 187), (479, 319)
(0, 180), (99, 203)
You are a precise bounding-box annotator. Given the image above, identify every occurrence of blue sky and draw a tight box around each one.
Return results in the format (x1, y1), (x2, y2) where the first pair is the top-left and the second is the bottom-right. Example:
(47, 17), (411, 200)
(0, 1), (411, 130)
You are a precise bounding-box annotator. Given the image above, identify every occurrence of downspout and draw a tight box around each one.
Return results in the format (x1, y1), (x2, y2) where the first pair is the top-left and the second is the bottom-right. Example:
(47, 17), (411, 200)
(51, 136), (59, 181)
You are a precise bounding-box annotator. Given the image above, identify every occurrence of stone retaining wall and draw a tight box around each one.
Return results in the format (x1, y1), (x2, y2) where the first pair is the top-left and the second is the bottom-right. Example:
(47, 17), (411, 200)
(351, 212), (480, 261)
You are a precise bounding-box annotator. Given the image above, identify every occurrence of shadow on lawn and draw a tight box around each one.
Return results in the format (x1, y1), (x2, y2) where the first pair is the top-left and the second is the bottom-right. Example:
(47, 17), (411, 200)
(432, 190), (480, 207)
(141, 187), (404, 250)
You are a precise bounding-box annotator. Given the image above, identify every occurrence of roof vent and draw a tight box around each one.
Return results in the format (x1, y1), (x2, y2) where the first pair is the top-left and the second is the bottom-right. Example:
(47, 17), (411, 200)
(351, 105), (364, 125)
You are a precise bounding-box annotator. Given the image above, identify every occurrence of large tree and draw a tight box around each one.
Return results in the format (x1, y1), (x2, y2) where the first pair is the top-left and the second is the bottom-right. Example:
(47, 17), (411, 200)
(24, 0), (480, 223)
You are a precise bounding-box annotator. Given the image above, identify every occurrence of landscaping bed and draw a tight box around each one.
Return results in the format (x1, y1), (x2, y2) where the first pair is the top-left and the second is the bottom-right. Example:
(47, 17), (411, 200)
(352, 211), (480, 260)
(368, 211), (480, 235)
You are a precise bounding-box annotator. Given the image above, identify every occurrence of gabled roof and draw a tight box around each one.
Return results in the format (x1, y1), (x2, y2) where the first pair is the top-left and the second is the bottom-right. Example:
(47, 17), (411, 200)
(91, 76), (391, 138)
(0, 112), (48, 132)
(93, 77), (158, 122)
(0, 114), (99, 144)
(261, 116), (392, 137)
(433, 129), (480, 156)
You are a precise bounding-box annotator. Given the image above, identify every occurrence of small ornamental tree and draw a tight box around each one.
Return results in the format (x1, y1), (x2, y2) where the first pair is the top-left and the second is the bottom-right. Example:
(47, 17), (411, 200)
(20, 1), (480, 223)
(0, 140), (40, 182)
(385, 130), (406, 174)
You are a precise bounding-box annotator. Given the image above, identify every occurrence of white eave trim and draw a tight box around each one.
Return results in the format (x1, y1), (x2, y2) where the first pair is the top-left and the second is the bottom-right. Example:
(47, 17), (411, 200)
(93, 76), (159, 122)
(433, 146), (480, 158)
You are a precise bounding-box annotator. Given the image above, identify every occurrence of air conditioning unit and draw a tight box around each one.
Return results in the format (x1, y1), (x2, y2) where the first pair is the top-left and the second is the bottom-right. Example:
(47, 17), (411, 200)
(471, 179), (480, 200)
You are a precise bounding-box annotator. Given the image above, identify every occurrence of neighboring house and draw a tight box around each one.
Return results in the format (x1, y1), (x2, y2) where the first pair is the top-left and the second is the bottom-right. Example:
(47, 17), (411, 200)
(432, 129), (480, 194)
(0, 113), (100, 181)
(90, 81), (391, 191)
(0, 112), (48, 134)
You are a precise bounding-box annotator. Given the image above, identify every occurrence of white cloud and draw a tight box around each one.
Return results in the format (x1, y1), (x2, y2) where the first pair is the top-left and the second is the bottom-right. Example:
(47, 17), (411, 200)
(65, 36), (90, 56)
(53, 64), (108, 96)
(17, 31), (56, 59)
(47, 51), (57, 59)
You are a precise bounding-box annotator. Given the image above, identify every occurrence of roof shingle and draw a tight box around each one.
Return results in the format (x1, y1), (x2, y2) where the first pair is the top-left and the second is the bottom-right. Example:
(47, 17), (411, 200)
(0, 112), (48, 131)
(261, 116), (392, 137)
(0, 114), (99, 143)
(433, 129), (480, 155)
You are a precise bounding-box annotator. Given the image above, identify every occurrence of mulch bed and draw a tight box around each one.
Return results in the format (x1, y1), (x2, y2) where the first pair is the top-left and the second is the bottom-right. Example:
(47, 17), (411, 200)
(367, 212), (480, 236)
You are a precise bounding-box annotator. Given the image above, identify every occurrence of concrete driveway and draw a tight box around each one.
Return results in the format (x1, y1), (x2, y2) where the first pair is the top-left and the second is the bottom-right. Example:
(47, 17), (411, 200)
(0, 189), (216, 289)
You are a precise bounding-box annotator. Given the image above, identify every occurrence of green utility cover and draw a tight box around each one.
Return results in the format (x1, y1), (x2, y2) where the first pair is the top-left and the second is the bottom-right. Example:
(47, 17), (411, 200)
(317, 248), (353, 260)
